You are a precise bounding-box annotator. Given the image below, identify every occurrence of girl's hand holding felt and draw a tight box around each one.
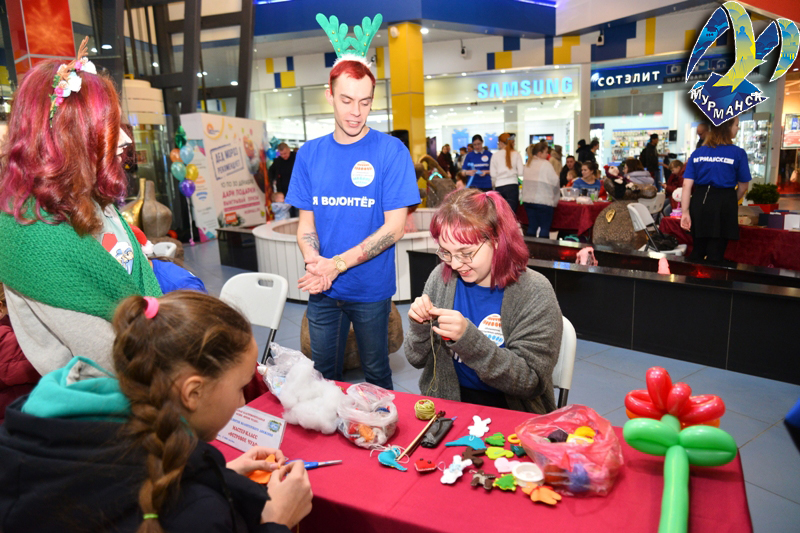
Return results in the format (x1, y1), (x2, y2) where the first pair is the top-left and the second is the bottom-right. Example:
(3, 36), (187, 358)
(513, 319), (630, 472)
(262, 460), (313, 528)
(227, 446), (286, 476)
(409, 294), (434, 323)
(429, 307), (468, 341)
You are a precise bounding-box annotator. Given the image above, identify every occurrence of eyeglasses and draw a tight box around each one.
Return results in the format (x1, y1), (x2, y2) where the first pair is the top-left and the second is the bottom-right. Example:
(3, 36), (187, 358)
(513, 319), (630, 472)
(436, 240), (487, 264)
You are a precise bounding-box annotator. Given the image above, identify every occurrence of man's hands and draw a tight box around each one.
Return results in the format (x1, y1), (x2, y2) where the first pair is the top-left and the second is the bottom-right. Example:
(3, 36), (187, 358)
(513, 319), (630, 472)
(261, 461), (313, 528)
(408, 295), (469, 342)
(297, 256), (339, 294)
(226, 447), (286, 476)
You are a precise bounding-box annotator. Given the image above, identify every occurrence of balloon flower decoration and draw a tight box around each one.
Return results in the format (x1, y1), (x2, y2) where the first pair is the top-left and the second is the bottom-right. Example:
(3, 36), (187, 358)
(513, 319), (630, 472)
(623, 367), (737, 533)
(169, 125), (199, 245)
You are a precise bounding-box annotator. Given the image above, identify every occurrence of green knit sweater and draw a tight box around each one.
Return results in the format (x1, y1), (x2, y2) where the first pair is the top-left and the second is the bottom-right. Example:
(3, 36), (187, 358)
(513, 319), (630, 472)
(0, 205), (162, 321)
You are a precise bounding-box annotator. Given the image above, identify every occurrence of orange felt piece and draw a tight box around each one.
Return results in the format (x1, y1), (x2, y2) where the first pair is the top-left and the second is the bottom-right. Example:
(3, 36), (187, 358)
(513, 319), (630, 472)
(522, 483), (562, 506)
(246, 454), (276, 484)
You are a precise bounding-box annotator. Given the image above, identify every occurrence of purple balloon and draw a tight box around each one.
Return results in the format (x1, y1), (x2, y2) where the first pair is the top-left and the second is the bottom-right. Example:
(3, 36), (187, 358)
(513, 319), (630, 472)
(179, 179), (196, 197)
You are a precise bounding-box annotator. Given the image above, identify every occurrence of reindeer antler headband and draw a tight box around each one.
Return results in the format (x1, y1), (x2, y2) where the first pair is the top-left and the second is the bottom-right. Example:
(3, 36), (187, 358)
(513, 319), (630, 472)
(316, 13), (382, 67)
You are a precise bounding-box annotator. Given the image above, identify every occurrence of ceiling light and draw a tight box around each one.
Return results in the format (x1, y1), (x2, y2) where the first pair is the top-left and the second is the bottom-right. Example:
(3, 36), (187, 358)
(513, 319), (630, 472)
(101, 44), (112, 50)
(273, 88), (278, 92)
(152, 62), (159, 68)
(288, 93), (292, 97)
(554, 65), (560, 69)
(461, 72), (467, 76)
(450, 108), (454, 111)
(467, 106), (471, 110)
(231, 81), (239, 86)
(197, 72), (202, 77)
(324, 83), (329, 88)
(90, 47), (98, 53)
(421, 27), (429, 35)
(203, 71), (208, 76)
(657, 85), (662, 89)
(426, 75), (432, 79)
(501, 70), (506, 74)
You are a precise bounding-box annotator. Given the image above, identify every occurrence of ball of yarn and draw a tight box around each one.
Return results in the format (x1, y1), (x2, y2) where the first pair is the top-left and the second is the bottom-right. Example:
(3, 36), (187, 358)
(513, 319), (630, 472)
(415, 399), (436, 420)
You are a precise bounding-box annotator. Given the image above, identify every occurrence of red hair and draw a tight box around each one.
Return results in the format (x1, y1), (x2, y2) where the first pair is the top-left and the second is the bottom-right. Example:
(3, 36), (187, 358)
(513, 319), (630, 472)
(430, 189), (529, 289)
(329, 60), (376, 92)
(0, 60), (126, 236)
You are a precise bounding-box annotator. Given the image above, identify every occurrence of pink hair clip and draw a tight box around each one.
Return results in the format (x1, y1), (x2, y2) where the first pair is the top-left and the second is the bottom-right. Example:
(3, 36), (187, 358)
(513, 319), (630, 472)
(143, 297), (160, 319)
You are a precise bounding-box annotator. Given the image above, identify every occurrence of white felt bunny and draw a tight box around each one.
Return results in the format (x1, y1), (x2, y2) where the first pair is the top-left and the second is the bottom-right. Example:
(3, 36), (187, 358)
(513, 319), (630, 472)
(468, 416), (491, 437)
(441, 455), (473, 485)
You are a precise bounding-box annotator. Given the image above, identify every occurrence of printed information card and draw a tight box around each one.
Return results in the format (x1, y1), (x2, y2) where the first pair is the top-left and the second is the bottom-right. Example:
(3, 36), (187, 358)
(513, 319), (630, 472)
(216, 406), (285, 453)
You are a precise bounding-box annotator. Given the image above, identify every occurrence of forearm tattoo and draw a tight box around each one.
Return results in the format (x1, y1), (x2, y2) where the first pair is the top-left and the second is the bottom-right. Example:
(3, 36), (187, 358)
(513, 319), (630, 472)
(358, 232), (396, 262)
(301, 232), (320, 252)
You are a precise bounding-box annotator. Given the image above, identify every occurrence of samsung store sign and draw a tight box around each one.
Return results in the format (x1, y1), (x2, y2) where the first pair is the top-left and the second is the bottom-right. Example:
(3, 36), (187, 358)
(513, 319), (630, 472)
(424, 67), (580, 107)
(477, 76), (574, 99)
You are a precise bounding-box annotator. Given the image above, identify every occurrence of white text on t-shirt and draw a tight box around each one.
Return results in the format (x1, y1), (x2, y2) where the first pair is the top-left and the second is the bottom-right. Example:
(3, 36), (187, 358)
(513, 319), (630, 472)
(312, 195), (376, 207)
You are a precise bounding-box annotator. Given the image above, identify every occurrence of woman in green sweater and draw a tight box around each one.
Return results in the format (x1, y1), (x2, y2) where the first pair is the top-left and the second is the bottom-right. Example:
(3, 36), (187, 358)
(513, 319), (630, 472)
(404, 189), (563, 413)
(0, 41), (161, 377)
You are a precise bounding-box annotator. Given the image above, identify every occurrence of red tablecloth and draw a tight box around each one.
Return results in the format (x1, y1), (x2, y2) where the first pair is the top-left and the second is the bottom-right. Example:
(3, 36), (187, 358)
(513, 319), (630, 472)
(660, 217), (800, 271)
(214, 388), (751, 533)
(517, 201), (610, 236)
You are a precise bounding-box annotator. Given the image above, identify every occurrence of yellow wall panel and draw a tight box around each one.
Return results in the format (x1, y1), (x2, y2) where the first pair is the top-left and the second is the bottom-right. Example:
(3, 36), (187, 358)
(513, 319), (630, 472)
(645, 18), (656, 56)
(553, 36), (580, 64)
(280, 71), (296, 88)
(265, 58), (274, 74)
(494, 51), (512, 69)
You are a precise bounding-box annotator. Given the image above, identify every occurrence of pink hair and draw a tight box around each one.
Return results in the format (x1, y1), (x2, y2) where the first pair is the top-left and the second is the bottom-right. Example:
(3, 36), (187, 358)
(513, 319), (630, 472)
(0, 60), (126, 236)
(329, 60), (376, 92)
(429, 189), (529, 289)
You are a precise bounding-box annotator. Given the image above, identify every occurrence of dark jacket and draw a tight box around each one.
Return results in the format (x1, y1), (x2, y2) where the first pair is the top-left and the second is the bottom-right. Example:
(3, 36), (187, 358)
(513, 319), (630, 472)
(0, 398), (289, 533)
(269, 152), (296, 196)
(559, 165), (573, 187)
(641, 143), (660, 174)
(576, 147), (596, 165)
(437, 152), (454, 176)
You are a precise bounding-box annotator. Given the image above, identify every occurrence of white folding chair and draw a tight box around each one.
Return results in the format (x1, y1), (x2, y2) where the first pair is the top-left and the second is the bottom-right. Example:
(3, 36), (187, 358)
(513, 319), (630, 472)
(220, 273), (289, 364)
(627, 203), (687, 256)
(638, 192), (665, 216)
(152, 241), (177, 258)
(552, 316), (576, 408)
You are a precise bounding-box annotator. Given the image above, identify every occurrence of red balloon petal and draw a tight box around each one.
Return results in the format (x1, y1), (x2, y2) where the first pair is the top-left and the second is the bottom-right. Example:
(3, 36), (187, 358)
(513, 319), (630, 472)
(666, 382), (693, 417)
(645, 367), (672, 411)
(681, 394), (726, 424)
(625, 390), (664, 419)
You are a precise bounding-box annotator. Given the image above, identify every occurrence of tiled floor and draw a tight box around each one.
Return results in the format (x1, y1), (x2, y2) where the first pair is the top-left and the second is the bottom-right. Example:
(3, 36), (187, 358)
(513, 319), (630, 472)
(185, 239), (800, 533)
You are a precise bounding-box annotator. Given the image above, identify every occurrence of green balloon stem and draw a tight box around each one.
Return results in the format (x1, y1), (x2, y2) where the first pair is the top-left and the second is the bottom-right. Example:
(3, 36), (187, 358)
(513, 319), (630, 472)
(661, 414), (681, 432)
(660, 445), (689, 533)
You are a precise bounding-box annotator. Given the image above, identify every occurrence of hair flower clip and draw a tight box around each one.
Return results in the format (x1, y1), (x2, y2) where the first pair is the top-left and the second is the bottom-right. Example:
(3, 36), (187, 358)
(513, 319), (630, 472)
(49, 37), (96, 124)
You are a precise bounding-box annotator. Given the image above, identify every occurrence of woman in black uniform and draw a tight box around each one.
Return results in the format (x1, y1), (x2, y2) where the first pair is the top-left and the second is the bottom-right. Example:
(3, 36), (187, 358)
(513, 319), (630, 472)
(680, 117), (751, 265)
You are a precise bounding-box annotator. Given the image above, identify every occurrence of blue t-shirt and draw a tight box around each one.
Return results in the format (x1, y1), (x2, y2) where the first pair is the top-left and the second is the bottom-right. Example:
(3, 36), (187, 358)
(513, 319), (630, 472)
(286, 129), (420, 302)
(152, 260), (207, 293)
(463, 149), (493, 189)
(571, 178), (602, 190)
(684, 145), (752, 188)
(451, 278), (505, 393)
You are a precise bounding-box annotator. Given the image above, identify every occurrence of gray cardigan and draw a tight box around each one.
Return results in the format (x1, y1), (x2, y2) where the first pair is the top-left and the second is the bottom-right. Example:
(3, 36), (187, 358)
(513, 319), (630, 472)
(404, 264), (562, 414)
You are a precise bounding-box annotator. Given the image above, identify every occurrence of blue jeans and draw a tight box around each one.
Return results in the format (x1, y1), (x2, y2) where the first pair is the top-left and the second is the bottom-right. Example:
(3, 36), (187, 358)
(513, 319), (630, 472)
(523, 203), (554, 238)
(306, 294), (393, 389)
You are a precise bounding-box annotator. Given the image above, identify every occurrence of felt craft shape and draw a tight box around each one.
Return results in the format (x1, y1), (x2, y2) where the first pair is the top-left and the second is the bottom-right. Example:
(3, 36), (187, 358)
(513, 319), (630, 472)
(470, 470), (496, 490)
(421, 417), (454, 448)
(485, 446), (514, 459)
(494, 458), (523, 474)
(444, 435), (485, 450)
(378, 447), (407, 471)
(493, 474), (518, 491)
(414, 458), (437, 473)
(245, 454), (276, 484)
(461, 447), (486, 468)
(522, 483), (562, 505)
(440, 455), (473, 485)
(468, 416), (492, 437)
(484, 432), (505, 447)
(510, 445), (527, 457)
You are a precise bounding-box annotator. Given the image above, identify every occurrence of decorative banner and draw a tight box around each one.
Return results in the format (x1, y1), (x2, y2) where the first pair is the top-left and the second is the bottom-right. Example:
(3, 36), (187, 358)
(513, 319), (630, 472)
(180, 113), (267, 239)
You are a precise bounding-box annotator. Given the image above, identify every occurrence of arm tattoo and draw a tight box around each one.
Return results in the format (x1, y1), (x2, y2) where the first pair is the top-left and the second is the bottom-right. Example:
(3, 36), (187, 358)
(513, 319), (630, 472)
(301, 232), (320, 252)
(358, 232), (396, 262)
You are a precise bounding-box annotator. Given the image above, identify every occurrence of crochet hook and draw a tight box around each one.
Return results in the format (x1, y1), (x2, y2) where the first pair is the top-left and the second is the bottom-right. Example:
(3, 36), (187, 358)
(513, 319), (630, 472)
(397, 410), (446, 461)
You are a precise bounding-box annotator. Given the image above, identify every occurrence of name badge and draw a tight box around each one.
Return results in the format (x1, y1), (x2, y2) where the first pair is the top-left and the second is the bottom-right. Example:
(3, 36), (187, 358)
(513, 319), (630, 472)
(217, 406), (286, 452)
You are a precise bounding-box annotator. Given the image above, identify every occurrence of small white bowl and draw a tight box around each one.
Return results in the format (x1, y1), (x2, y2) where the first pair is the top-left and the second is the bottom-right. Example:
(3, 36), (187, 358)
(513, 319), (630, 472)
(512, 462), (544, 483)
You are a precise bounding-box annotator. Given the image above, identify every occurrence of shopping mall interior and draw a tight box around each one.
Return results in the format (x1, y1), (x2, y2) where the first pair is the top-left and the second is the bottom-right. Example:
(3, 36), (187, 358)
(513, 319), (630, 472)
(0, 1), (799, 532)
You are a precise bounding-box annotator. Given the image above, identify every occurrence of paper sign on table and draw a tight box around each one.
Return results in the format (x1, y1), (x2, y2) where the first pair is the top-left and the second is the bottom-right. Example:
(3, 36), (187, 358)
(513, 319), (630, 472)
(216, 406), (285, 452)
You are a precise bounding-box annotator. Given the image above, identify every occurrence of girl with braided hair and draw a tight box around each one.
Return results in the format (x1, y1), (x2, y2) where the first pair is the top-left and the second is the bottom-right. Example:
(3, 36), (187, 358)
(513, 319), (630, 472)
(0, 291), (312, 532)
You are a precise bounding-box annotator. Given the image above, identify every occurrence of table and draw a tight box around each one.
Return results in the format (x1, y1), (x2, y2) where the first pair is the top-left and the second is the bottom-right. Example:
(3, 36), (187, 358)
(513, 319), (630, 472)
(214, 387), (751, 533)
(517, 201), (610, 236)
(660, 217), (800, 271)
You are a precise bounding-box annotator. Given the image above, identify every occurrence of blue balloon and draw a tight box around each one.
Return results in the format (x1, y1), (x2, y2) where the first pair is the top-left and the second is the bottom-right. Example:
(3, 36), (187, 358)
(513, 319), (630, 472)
(180, 145), (194, 165)
(267, 148), (278, 160)
(171, 161), (186, 180)
(179, 179), (196, 197)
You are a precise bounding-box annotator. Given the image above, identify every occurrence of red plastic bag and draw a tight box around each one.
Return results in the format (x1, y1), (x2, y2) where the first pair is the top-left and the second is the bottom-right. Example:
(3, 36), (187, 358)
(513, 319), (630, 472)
(515, 404), (623, 496)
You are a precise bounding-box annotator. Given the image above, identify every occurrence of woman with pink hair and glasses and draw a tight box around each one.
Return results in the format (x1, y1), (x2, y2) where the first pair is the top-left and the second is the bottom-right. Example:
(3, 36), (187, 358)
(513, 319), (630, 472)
(404, 188), (562, 413)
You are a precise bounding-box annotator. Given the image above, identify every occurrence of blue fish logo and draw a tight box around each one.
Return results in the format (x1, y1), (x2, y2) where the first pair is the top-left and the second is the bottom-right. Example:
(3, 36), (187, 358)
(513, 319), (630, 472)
(687, 1), (798, 125)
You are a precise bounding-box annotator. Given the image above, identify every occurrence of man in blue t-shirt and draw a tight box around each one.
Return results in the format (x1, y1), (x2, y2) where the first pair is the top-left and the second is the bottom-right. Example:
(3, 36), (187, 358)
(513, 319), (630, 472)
(286, 60), (420, 389)
(462, 134), (493, 191)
